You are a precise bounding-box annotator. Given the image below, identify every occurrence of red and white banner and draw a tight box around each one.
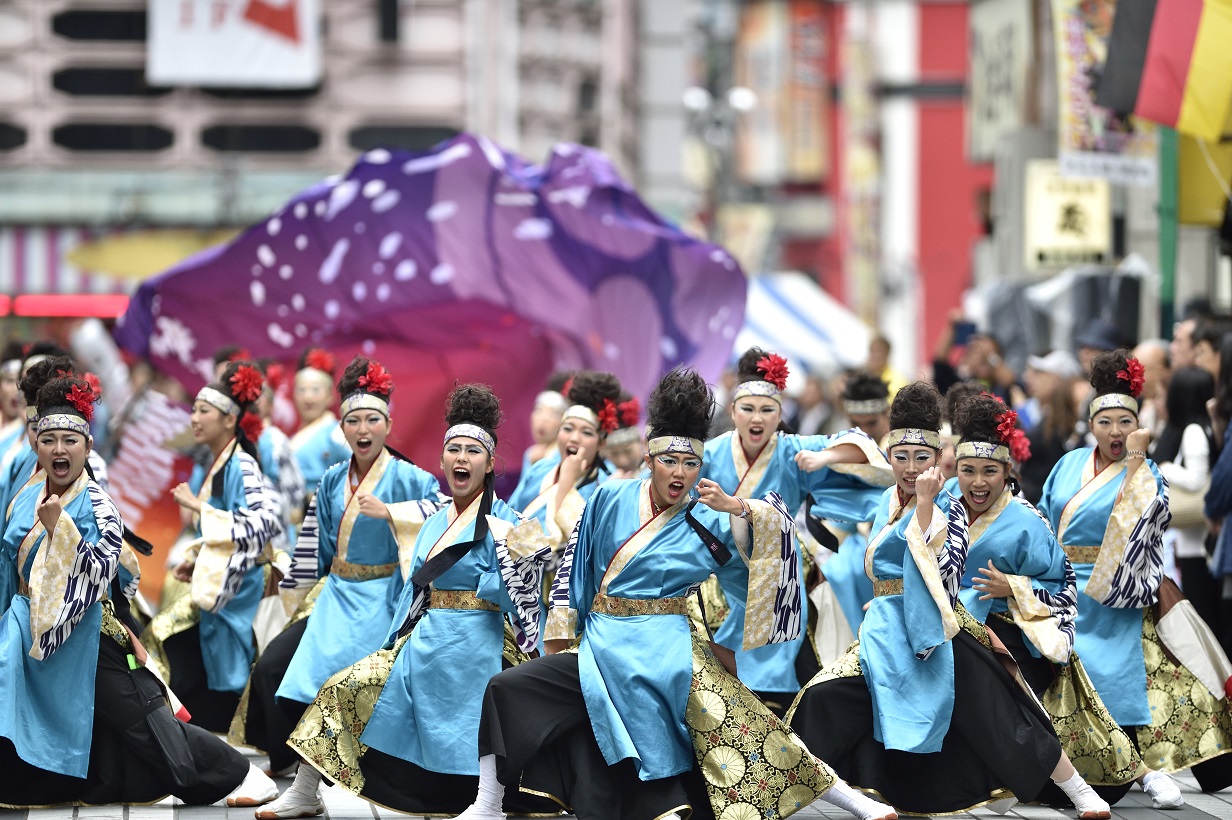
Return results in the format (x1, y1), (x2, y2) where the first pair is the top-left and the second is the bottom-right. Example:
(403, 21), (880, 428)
(147, 0), (321, 88)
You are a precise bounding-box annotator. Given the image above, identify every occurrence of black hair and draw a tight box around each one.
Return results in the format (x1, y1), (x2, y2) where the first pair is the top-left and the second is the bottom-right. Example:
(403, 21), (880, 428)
(842, 371), (889, 404)
(646, 368), (714, 441)
(944, 380), (984, 425)
(20, 354), (76, 406)
(545, 370), (574, 393)
(206, 360), (262, 466)
(888, 381), (943, 433)
(445, 383), (502, 446)
(1089, 349), (1137, 399)
(212, 345), (247, 367)
(1194, 318), (1232, 351)
(23, 341), (68, 365)
(735, 347), (771, 385)
(337, 355), (393, 400)
(0, 340), (25, 363)
(34, 376), (92, 420)
(952, 393), (1009, 444)
(566, 370), (622, 415)
(1155, 367), (1216, 464)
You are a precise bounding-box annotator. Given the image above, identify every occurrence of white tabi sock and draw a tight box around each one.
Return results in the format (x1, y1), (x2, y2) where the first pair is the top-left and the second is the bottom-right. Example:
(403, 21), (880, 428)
(453, 754), (507, 820)
(283, 765), (322, 802)
(1053, 771), (1110, 817)
(820, 779), (897, 820)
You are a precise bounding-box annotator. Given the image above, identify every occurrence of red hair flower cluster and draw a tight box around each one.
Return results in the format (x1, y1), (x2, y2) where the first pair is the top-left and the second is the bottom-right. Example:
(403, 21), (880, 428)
(756, 353), (790, 391)
(83, 372), (102, 400)
(358, 361), (393, 396)
(66, 383), (96, 422)
(305, 348), (335, 375)
(264, 363), (285, 392)
(996, 408), (1031, 463)
(597, 398), (620, 434)
(618, 397), (640, 428)
(1116, 358), (1146, 398)
(240, 411), (265, 443)
(230, 365), (264, 404)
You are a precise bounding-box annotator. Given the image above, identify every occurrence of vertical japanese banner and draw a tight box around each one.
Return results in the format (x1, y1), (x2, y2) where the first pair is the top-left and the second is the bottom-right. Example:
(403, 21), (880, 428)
(967, 0), (1032, 162)
(734, 0), (788, 185)
(1051, 0), (1156, 184)
(147, 0), (322, 87)
(786, 0), (829, 181)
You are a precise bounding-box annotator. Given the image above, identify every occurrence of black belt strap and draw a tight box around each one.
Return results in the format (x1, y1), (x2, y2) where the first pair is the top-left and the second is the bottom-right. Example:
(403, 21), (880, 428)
(684, 499), (730, 566)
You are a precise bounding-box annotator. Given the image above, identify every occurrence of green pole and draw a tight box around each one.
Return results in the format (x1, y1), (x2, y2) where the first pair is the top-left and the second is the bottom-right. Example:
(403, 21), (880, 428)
(1158, 126), (1178, 333)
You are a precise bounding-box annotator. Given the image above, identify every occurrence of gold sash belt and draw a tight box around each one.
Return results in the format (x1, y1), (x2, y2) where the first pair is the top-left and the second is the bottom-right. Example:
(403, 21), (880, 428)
(873, 578), (903, 597)
(590, 592), (689, 617)
(1063, 545), (1100, 564)
(430, 589), (500, 612)
(330, 558), (398, 582)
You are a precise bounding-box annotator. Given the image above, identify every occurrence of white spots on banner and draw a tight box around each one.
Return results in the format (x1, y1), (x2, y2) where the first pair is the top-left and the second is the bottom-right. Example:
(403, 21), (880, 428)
(318, 238), (350, 284)
(379, 232), (402, 260)
(250, 280), (266, 306)
(427, 201), (457, 223)
(513, 218), (552, 240)
(324, 300), (340, 320)
(372, 190), (401, 213)
(395, 260), (417, 281)
(429, 263), (454, 285)
(257, 244), (276, 267)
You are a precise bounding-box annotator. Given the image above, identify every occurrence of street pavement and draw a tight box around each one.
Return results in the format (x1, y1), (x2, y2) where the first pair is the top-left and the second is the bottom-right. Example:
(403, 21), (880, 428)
(3, 745), (1230, 820)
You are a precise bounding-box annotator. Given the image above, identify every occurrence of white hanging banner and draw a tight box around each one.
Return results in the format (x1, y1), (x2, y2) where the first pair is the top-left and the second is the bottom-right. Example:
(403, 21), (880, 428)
(147, 0), (321, 88)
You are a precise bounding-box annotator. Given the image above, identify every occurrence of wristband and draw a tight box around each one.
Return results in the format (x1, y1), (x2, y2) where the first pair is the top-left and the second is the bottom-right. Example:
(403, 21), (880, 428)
(1126, 449), (1147, 460)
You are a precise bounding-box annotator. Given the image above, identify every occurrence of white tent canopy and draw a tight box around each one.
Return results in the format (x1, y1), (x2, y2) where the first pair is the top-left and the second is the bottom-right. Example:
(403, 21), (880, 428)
(735, 271), (871, 388)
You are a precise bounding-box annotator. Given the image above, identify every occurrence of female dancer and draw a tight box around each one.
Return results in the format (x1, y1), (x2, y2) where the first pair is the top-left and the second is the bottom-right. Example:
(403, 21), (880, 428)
(264, 384), (555, 817)
(949, 393), (1157, 806)
(142, 361), (284, 731)
(1039, 350), (1232, 796)
(509, 370), (620, 552)
(458, 368), (895, 820)
(788, 382), (1111, 818)
(289, 348), (351, 497)
(703, 348), (892, 708)
(0, 376), (276, 807)
(232, 357), (443, 781)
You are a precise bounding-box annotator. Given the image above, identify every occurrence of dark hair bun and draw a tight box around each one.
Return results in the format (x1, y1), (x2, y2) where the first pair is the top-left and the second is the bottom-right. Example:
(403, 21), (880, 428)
(944, 380), (984, 424)
(952, 393), (1006, 443)
(566, 370), (621, 412)
(20, 354), (76, 405)
(445, 383), (502, 443)
(842, 371), (889, 402)
(646, 368), (713, 441)
(735, 347), (770, 384)
(888, 381), (943, 432)
(35, 375), (92, 418)
(1089, 349), (1134, 396)
(213, 360), (262, 414)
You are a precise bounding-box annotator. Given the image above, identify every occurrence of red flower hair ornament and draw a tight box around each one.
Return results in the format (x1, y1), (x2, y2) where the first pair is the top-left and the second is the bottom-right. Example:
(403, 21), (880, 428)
(996, 408), (1031, 463)
(66, 383), (96, 422)
(305, 349), (335, 375)
(618, 397), (640, 428)
(264, 363), (285, 392)
(240, 411), (265, 443)
(83, 372), (102, 400)
(756, 354), (790, 391)
(358, 361), (394, 397)
(1116, 358), (1146, 398)
(597, 398), (620, 434)
(230, 365), (265, 405)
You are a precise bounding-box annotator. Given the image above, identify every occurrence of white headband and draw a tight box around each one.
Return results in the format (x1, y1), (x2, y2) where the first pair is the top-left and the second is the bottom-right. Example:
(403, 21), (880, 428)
(197, 386), (239, 416)
(444, 424), (495, 456)
(647, 436), (704, 458)
(886, 428), (941, 449)
(341, 392), (389, 419)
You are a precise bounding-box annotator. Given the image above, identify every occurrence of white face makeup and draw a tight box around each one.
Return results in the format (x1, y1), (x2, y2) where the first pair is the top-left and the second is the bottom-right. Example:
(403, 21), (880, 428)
(889, 444), (937, 496)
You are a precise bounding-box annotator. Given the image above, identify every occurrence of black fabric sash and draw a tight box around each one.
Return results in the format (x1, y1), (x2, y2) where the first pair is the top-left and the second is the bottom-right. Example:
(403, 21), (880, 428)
(804, 493), (840, 553)
(409, 478), (493, 590)
(685, 499), (730, 567)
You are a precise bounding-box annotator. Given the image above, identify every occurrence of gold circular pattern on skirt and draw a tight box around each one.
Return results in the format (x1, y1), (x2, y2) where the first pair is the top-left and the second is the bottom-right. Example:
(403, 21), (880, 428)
(777, 785), (816, 816)
(719, 803), (761, 820)
(703, 746), (746, 788)
(761, 729), (803, 770)
(686, 689), (727, 733)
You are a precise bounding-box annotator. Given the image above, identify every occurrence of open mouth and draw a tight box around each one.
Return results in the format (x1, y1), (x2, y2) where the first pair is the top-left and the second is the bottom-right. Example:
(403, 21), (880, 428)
(667, 480), (685, 500)
(748, 425), (765, 441)
(451, 466), (472, 487)
(51, 458), (71, 479)
(1109, 440), (1124, 457)
(355, 437), (373, 454)
(969, 489), (990, 506)
(566, 445), (579, 457)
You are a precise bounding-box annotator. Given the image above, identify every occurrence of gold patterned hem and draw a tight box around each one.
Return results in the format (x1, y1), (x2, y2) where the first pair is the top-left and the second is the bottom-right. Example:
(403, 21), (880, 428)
(1135, 607), (1232, 773)
(872, 578), (902, 597)
(686, 576), (729, 637)
(228, 676), (260, 751)
(688, 631), (834, 818)
(1063, 545), (1100, 564)
(330, 558), (397, 582)
(289, 575), (327, 625)
(431, 589), (500, 612)
(591, 593), (688, 617)
(100, 600), (132, 649)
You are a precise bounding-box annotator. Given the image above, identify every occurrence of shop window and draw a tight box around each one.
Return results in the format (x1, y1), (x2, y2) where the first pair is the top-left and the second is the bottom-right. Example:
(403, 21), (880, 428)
(53, 67), (171, 98)
(52, 10), (146, 41)
(202, 124), (320, 152)
(53, 123), (173, 152)
(347, 125), (458, 152)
